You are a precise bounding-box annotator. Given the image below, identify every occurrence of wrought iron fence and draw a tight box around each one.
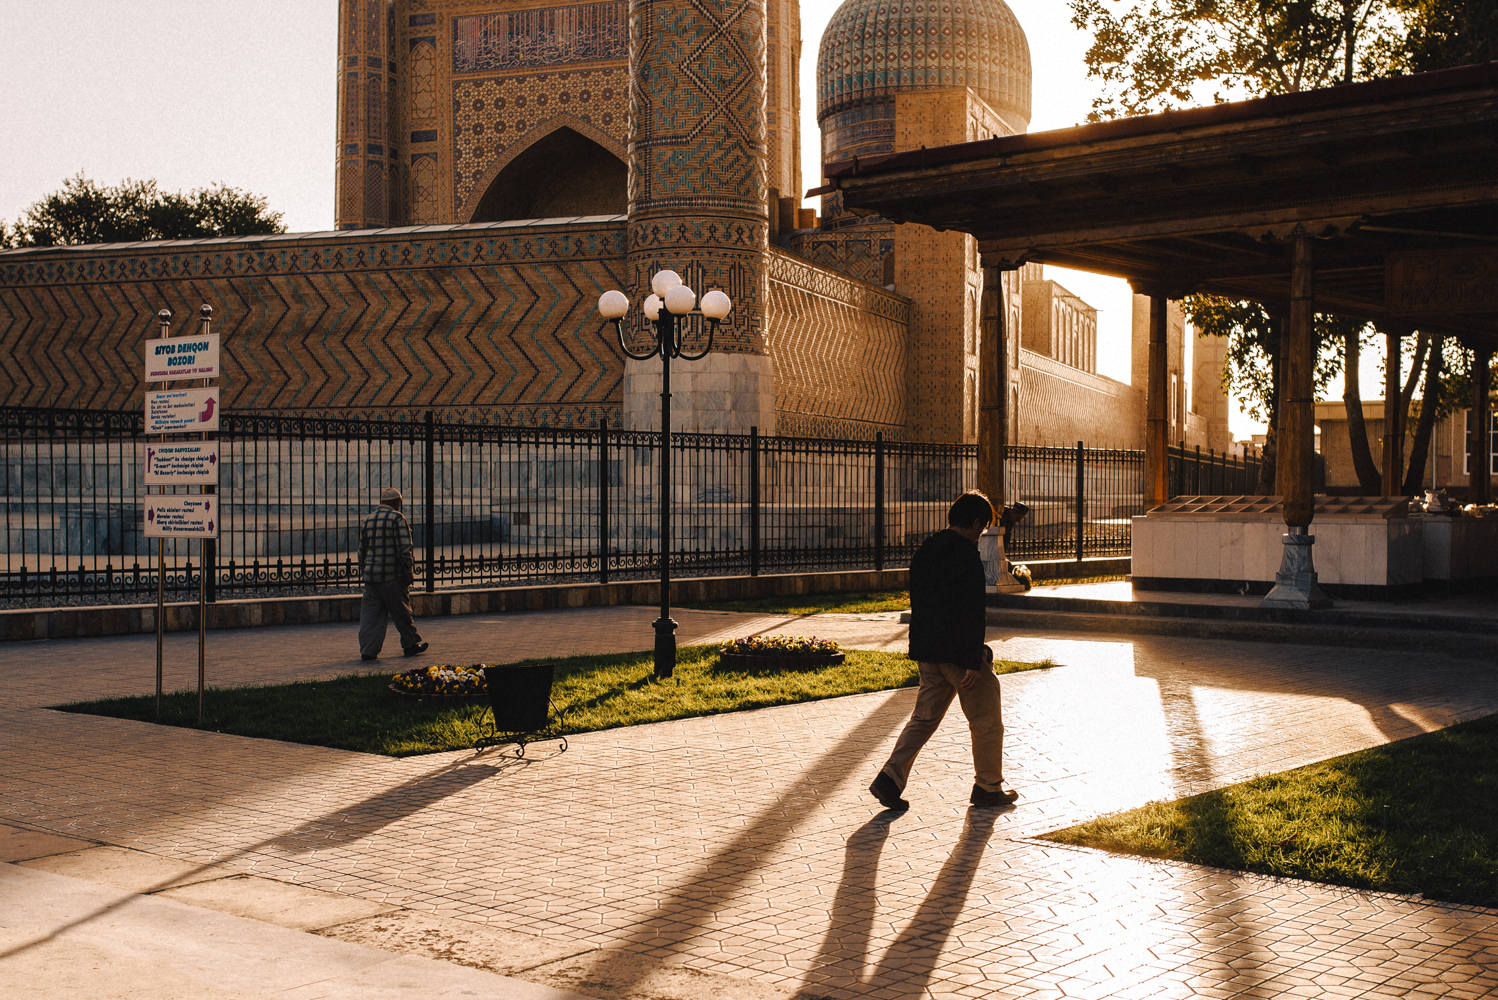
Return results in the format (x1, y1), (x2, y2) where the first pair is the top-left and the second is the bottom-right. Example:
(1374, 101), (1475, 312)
(4, 406), (1168, 603)
(1168, 442), (1265, 498)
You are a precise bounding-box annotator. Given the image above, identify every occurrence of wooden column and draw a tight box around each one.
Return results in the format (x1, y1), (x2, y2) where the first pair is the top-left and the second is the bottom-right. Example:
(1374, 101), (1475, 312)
(1261, 237), (1331, 610)
(1381, 326), (1403, 495)
(1280, 238), (1316, 529)
(978, 264), (1011, 506)
(1145, 293), (1169, 509)
(1473, 347), (1493, 504)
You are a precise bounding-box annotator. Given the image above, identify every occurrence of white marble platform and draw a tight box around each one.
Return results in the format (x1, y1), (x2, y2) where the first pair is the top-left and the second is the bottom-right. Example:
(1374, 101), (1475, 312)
(1132, 514), (1424, 588)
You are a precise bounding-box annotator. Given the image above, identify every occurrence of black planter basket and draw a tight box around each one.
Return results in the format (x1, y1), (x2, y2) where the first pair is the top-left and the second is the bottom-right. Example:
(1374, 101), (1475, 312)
(478, 663), (569, 757)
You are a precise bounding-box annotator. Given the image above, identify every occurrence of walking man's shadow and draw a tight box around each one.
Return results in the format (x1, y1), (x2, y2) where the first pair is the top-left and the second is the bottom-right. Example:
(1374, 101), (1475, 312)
(806, 807), (1001, 997)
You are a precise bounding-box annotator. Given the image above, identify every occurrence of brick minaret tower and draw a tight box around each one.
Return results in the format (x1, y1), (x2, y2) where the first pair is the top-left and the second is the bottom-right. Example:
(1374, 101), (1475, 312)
(623, 0), (775, 433)
(336, 0), (399, 230)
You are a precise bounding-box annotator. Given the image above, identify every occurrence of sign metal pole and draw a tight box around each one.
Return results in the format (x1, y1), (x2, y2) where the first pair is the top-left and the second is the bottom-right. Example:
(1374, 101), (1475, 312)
(197, 305), (212, 724)
(143, 305), (221, 723)
(154, 309), (171, 719)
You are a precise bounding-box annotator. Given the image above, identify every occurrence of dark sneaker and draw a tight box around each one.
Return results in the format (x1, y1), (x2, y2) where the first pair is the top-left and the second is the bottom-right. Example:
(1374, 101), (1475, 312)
(869, 772), (910, 812)
(361, 654), (377, 661)
(403, 642), (429, 656)
(970, 783), (1019, 807)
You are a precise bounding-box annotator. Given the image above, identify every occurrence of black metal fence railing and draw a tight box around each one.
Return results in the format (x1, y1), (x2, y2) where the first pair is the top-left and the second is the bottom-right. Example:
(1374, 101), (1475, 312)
(1168, 442), (1265, 499)
(4, 406), (1204, 603)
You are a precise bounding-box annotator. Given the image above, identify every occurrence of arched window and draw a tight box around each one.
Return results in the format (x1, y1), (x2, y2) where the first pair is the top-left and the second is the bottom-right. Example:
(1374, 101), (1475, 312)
(470, 127), (626, 222)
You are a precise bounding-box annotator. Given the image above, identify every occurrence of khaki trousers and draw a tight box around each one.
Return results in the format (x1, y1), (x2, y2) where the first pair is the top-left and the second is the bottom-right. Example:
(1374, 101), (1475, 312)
(358, 581), (423, 657)
(880, 660), (1005, 794)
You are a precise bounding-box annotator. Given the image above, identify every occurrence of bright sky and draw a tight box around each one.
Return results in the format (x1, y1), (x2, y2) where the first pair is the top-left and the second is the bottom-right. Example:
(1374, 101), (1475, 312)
(1, 0), (1375, 441)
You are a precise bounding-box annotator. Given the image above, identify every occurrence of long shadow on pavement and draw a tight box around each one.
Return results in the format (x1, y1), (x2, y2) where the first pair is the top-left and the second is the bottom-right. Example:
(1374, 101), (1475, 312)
(802, 810), (1000, 998)
(555, 690), (914, 995)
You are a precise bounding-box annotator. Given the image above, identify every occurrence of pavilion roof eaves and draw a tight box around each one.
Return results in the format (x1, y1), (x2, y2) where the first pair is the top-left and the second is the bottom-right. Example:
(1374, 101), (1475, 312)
(820, 61), (1498, 188)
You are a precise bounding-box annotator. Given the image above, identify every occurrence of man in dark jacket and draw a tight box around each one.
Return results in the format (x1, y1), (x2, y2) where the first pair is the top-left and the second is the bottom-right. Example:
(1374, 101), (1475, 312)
(870, 490), (1017, 810)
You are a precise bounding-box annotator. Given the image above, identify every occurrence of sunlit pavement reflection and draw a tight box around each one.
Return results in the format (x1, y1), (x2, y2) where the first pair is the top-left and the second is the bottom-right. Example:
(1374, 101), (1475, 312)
(2, 606), (1497, 998)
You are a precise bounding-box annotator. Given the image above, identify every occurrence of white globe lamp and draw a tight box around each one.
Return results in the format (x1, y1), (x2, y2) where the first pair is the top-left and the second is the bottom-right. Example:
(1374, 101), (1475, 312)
(597, 289), (629, 319)
(700, 289), (731, 320)
(651, 269), (682, 298)
(664, 284), (696, 315)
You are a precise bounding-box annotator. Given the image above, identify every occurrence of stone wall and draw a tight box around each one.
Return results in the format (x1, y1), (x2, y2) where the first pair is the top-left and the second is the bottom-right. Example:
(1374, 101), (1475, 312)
(765, 248), (911, 439)
(0, 219), (630, 427)
(1017, 350), (1143, 449)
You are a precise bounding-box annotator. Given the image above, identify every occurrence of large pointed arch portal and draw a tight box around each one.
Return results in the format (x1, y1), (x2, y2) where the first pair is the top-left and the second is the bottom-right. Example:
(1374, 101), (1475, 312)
(466, 123), (626, 223)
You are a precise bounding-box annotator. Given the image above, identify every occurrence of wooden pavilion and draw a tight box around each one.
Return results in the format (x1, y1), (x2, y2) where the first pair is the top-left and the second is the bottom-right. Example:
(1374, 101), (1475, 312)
(817, 62), (1498, 607)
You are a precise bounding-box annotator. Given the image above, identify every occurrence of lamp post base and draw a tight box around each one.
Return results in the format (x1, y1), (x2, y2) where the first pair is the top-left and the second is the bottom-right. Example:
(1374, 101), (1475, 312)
(1260, 531), (1333, 610)
(653, 616), (678, 678)
(978, 527), (1026, 594)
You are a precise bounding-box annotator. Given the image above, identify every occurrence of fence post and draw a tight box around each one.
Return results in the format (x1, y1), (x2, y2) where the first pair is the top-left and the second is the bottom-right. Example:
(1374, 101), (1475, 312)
(749, 427), (760, 577)
(1075, 440), (1085, 562)
(424, 411), (435, 593)
(599, 420), (610, 585)
(874, 432), (885, 572)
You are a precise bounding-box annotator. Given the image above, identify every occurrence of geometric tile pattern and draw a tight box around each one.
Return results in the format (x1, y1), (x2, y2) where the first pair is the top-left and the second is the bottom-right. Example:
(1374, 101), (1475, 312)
(5, 612), (1498, 999)
(0, 221), (630, 427)
(787, 228), (894, 287)
(767, 248), (909, 439)
(627, 0), (767, 217)
(816, 0), (1032, 133)
(336, 0), (397, 230)
(627, 0), (769, 354)
(452, 68), (629, 212)
(452, 3), (626, 74)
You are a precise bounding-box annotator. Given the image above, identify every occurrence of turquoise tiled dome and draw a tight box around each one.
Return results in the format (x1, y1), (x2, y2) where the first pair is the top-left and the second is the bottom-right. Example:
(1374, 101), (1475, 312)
(817, 0), (1032, 132)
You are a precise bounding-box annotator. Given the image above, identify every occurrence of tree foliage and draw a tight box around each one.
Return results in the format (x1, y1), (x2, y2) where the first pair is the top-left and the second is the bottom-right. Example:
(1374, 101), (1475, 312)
(1374, 0), (1498, 73)
(1068, 1), (1390, 121)
(1072, 1), (1497, 492)
(1186, 295), (1345, 423)
(4, 174), (285, 248)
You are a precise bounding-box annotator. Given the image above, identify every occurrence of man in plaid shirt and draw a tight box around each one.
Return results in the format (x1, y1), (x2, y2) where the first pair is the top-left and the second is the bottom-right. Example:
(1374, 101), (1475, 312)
(358, 487), (428, 659)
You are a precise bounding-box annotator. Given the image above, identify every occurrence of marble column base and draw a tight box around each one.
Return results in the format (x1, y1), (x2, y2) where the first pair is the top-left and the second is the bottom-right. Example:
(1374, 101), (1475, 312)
(1260, 532), (1333, 610)
(979, 527), (1026, 594)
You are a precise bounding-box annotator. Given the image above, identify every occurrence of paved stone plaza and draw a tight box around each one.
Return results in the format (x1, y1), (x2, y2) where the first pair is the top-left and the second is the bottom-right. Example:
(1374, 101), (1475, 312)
(2, 605), (1497, 998)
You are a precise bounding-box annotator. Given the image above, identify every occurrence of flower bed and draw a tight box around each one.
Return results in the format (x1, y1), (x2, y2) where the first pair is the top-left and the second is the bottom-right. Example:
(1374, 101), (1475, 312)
(717, 635), (845, 671)
(388, 664), (490, 704)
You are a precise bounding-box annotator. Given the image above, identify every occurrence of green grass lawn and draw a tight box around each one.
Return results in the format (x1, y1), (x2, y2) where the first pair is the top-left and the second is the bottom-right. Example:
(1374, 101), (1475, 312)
(1040, 713), (1498, 908)
(678, 589), (911, 615)
(680, 576), (1127, 615)
(57, 646), (1051, 758)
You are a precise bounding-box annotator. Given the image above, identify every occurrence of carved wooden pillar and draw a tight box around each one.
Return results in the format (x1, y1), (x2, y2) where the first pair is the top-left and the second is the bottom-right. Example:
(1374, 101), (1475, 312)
(1473, 347), (1493, 504)
(1280, 238), (1316, 528)
(1381, 325), (1404, 496)
(978, 264), (1022, 592)
(978, 264), (1011, 506)
(1263, 237), (1330, 609)
(1145, 292), (1169, 509)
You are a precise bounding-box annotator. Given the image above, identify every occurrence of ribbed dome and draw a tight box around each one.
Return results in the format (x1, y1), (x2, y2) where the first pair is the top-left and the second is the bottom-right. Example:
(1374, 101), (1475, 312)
(817, 0), (1031, 133)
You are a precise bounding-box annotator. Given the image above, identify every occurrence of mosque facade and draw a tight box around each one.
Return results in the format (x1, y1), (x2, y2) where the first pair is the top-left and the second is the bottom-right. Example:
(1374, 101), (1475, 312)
(0, 0), (1228, 453)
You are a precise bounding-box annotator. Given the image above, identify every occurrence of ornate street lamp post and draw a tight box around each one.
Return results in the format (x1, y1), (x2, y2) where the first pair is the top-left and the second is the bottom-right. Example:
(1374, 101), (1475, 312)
(598, 270), (732, 679)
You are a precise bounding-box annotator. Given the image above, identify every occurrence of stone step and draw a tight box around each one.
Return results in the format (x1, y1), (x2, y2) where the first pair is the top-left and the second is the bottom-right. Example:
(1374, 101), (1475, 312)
(982, 605), (1498, 657)
(985, 591), (1498, 634)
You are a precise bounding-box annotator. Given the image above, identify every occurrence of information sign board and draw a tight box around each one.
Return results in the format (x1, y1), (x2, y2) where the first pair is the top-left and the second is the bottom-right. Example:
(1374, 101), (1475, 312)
(145, 387), (220, 433)
(145, 442), (220, 484)
(144, 334), (220, 382)
(144, 496), (219, 539)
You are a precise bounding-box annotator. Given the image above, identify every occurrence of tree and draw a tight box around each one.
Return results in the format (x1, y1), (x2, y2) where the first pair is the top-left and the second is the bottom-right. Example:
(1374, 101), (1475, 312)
(7, 174), (285, 248)
(1374, 1), (1498, 72)
(1184, 295), (1345, 492)
(1071, 0), (1494, 495)
(1068, 1), (1390, 121)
